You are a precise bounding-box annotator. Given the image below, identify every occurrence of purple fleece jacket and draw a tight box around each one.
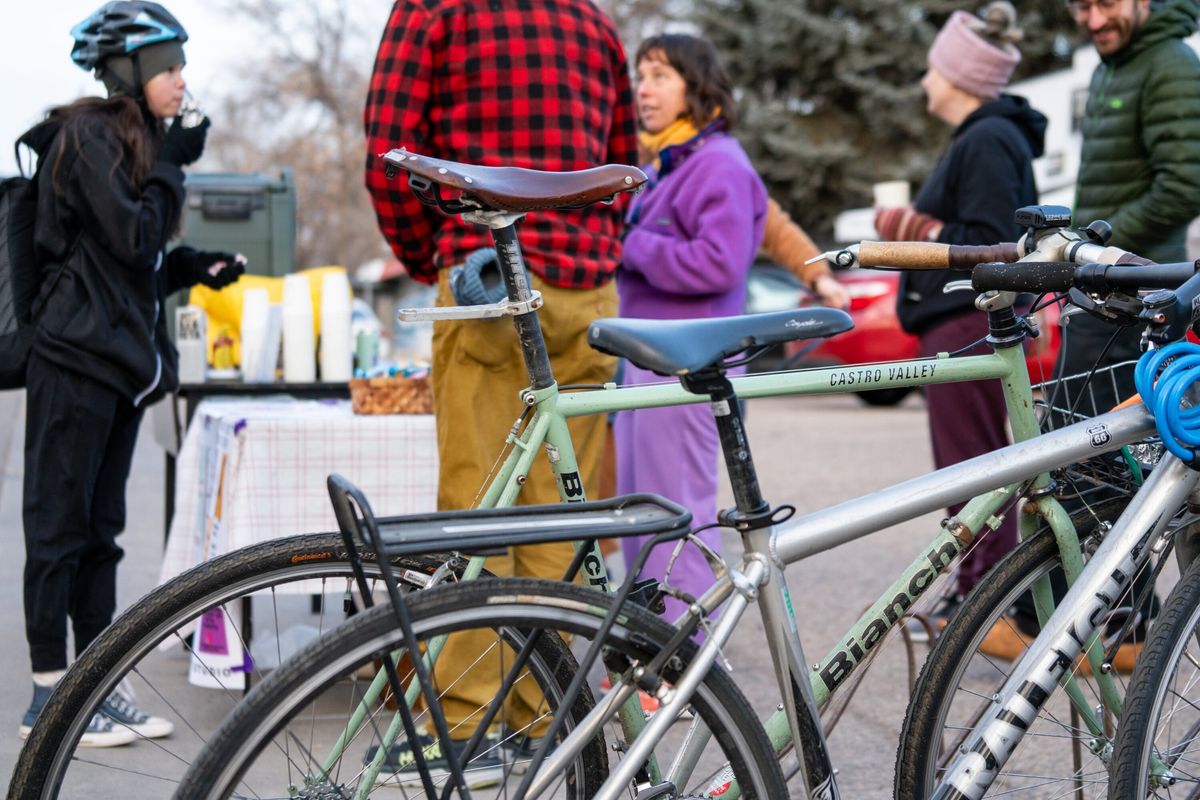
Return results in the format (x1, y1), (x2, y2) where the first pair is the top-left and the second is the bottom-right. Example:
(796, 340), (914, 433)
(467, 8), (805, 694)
(619, 133), (767, 320)
(615, 131), (766, 623)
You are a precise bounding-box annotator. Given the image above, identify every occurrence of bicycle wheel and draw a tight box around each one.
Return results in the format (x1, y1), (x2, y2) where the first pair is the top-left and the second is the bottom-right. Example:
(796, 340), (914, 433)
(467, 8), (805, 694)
(896, 498), (1147, 799)
(175, 578), (788, 799)
(1107, 551), (1200, 797)
(10, 533), (461, 800)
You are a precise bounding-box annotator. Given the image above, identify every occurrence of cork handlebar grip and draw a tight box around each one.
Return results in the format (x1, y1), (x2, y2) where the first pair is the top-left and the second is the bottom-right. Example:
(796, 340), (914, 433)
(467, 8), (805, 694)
(857, 241), (951, 269)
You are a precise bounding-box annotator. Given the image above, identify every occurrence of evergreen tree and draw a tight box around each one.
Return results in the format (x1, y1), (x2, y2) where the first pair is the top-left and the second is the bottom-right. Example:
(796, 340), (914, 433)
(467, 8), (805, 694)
(693, 0), (1077, 243)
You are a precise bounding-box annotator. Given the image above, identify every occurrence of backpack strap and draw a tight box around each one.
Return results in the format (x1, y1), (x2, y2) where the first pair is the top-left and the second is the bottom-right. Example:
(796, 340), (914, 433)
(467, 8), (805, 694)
(14, 124), (86, 323)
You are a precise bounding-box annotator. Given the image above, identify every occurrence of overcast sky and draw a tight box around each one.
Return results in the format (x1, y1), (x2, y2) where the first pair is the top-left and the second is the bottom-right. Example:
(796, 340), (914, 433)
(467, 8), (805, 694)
(0, 2), (379, 175)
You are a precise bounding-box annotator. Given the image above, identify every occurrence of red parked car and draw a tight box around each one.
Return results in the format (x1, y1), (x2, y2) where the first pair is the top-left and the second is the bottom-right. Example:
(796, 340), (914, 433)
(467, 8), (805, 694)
(745, 263), (1061, 406)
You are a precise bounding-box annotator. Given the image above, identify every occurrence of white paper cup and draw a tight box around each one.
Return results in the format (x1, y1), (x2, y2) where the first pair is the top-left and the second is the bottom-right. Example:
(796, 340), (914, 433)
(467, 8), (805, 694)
(873, 180), (911, 208)
(319, 271), (353, 383)
(282, 274), (316, 383)
(240, 288), (270, 383)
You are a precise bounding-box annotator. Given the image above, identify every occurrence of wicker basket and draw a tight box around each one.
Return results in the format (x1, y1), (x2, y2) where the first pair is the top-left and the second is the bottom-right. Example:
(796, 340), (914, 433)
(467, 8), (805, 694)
(349, 375), (434, 415)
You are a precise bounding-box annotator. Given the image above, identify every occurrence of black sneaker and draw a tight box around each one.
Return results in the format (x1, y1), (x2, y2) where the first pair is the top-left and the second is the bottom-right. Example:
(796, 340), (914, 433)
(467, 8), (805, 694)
(18, 682), (136, 748)
(100, 683), (174, 739)
(499, 728), (553, 776)
(364, 733), (504, 789)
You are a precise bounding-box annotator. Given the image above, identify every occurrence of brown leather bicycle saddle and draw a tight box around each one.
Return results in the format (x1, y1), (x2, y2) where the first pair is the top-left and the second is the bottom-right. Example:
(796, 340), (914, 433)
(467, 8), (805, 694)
(381, 148), (646, 213)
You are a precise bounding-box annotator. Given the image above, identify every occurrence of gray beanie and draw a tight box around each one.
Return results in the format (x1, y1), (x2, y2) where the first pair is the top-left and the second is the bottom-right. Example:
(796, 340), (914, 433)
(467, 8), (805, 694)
(101, 39), (185, 98)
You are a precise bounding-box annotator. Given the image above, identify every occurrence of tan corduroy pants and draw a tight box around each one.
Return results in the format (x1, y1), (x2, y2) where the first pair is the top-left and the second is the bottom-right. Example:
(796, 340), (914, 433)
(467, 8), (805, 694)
(430, 268), (616, 734)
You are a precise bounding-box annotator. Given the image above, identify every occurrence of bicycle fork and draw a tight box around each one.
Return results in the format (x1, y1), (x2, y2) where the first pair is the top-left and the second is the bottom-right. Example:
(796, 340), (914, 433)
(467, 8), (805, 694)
(931, 454), (1200, 800)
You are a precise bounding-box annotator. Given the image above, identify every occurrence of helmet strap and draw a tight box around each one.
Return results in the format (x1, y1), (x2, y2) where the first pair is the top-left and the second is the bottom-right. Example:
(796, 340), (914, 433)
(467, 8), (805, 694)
(99, 52), (153, 116)
(98, 64), (140, 98)
(131, 52), (144, 96)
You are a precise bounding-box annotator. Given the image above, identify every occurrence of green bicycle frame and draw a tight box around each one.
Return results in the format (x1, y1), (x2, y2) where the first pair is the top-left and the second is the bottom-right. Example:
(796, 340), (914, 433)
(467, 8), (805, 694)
(340, 208), (1130, 796)
(463, 340), (1127, 790)
(344, 340), (1131, 799)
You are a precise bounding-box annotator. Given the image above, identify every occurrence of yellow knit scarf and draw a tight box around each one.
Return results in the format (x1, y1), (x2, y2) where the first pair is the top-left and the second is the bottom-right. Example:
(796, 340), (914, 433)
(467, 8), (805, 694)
(638, 117), (700, 170)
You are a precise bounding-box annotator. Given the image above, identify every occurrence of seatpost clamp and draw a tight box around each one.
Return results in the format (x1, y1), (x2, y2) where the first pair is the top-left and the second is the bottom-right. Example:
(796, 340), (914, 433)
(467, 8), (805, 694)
(397, 291), (543, 322)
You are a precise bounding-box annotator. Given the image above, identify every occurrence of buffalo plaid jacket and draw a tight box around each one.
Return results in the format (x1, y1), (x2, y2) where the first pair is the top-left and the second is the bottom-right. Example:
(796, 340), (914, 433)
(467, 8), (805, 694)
(363, 0), (637, 288)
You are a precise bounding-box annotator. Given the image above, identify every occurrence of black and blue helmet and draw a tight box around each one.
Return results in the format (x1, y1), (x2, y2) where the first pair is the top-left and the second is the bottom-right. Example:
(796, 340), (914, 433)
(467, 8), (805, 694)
(70, 1), (187, 73)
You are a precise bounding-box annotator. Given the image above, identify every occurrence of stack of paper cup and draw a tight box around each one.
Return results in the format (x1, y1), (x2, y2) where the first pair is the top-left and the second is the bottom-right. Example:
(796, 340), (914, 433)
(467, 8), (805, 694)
(282, 274), (316, 383)
(319, 271), (352, 382)
(240, 288), (270, 383)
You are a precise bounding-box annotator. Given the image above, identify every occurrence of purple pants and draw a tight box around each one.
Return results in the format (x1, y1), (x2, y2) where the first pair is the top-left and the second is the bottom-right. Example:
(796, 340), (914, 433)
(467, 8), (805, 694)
(615, 362), (723, 621)
(919, 311), (1018, 596)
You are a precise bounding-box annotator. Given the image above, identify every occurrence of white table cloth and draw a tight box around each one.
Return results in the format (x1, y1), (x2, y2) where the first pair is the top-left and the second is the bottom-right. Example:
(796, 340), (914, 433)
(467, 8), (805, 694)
(160, 397), (438, 584)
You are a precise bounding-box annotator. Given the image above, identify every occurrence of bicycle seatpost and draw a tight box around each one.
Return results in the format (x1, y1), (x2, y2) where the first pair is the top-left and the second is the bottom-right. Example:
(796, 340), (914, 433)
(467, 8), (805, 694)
(476, 214), (556, 390)
(680, 369), (771, 525)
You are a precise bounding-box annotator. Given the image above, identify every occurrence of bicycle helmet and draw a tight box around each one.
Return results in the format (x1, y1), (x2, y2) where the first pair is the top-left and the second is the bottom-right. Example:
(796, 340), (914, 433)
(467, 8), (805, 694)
(70, 2), (187, 97)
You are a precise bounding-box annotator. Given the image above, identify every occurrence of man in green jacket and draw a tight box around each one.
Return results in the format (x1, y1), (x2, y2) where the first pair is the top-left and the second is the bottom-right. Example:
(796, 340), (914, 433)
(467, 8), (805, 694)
(1058, 0), (1200, 410)
(1074, 0), (1200, 264)
(1044, 0), (1200, 664)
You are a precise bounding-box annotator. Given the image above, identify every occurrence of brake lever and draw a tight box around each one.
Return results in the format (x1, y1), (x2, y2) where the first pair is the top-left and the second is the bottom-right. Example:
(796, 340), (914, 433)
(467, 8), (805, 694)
(804, 244), (859, 268)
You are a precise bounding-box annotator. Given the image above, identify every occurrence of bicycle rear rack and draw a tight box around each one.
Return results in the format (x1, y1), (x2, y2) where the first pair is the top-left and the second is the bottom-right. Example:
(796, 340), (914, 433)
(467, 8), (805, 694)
(323, 474), (692, 796)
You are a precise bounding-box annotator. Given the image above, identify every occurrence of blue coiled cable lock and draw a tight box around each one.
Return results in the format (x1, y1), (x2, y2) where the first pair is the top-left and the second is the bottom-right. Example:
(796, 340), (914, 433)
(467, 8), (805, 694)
(1135, 342), (1200, 465)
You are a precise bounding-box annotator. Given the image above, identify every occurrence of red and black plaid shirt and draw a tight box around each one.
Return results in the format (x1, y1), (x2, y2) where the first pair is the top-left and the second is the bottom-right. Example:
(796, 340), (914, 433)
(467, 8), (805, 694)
(363, 0), (637, 288)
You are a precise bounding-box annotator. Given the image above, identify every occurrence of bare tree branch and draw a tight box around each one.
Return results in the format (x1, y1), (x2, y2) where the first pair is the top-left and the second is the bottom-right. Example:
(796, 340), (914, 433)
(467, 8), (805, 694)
(204, 0), (385, 271)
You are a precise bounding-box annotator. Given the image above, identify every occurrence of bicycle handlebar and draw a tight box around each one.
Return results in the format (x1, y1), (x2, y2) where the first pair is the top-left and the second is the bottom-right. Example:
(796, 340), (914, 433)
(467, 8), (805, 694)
(971, 261), (1198, 294)
(853, 241), (1021, 270)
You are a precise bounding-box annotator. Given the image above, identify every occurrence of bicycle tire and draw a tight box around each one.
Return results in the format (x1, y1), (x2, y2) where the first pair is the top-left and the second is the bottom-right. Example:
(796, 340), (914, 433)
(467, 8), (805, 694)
(1107, 549), (1200, 797)
(174, 578), (788, 799)
(895, 497), (1140, 799)
(9, 532), (460, 800)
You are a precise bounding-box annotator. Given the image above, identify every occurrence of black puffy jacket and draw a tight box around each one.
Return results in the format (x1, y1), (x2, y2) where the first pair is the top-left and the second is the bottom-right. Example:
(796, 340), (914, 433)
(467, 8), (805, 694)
(897, 95), (1046, 335)
(24, 110), (197, 406)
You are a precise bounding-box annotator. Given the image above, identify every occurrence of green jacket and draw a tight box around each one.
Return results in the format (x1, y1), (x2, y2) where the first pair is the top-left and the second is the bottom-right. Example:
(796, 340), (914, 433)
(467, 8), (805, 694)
(1074, 0), (1200, 263)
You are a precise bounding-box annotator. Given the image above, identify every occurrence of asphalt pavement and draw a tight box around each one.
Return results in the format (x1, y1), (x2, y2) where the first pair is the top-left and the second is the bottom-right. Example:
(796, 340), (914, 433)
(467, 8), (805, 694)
(0, 387), (941, 799)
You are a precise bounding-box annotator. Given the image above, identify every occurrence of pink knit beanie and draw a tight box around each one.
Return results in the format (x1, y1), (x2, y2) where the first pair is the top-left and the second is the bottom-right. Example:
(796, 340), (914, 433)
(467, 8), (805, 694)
(928, 9), (1021, 100)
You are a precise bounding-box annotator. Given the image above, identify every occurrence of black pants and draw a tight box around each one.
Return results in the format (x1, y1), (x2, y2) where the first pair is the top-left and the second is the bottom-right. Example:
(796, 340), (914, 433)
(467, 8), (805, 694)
(23, 353), (144, 672)
(918, 311), (1018, 596)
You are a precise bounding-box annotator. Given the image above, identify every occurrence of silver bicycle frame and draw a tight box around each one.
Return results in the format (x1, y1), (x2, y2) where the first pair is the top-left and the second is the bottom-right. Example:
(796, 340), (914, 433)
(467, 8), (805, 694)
(528, 403), (1159, 799)
(930, 454), (1200, 800)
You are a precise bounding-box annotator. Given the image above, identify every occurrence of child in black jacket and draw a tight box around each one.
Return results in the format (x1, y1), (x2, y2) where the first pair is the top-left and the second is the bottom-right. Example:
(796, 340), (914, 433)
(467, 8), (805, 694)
(19, 0), (244, 746)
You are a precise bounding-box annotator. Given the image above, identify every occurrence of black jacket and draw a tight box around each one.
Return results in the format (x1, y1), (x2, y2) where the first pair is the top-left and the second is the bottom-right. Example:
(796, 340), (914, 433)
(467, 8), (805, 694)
(24, 111), (195, 406)
(897, 95), (1047, 335)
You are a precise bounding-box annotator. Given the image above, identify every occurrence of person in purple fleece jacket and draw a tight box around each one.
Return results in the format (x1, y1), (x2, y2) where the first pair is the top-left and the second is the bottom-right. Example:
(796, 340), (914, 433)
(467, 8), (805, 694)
(616, 33), (767, 622)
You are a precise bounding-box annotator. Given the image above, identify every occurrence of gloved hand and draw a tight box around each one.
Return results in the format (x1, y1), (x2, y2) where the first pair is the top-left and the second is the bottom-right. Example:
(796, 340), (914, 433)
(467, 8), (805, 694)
(175, 248), (246, 289)
(159, 116), (210, 167)
(874, 206), (944, 243)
